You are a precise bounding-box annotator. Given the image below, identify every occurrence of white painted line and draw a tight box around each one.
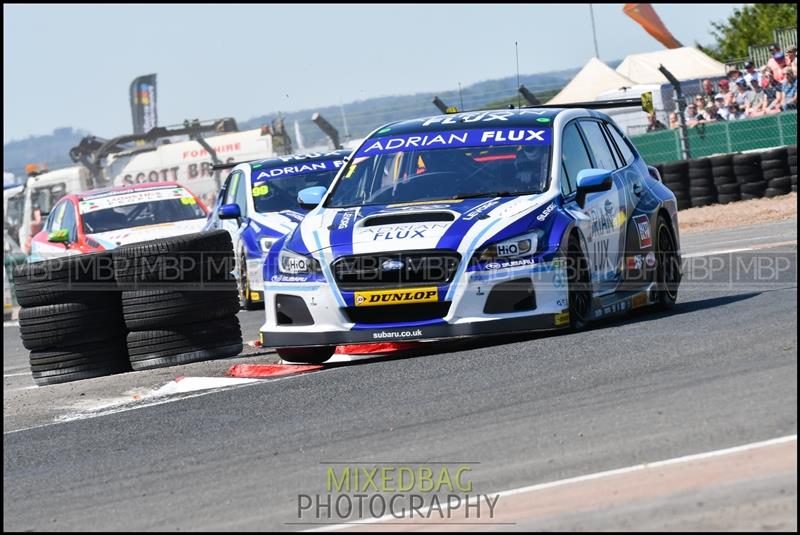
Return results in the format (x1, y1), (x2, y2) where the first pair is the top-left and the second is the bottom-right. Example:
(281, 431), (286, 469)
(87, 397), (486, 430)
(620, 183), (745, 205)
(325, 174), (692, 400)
(3, 371), (31, 378)
(307, 434), (797, 532)
(3, 320), (19, 328)
(683, 247), (753, 259)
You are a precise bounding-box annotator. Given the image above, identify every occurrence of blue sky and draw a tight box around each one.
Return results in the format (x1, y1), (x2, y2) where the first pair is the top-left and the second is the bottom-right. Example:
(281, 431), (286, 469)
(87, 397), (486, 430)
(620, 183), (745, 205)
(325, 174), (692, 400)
(3, 3), (743, 141)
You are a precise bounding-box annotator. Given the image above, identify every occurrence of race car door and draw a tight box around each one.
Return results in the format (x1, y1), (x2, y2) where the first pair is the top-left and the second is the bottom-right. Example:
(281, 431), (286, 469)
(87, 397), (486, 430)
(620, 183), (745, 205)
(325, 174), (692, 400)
(560, 121), (629, 295)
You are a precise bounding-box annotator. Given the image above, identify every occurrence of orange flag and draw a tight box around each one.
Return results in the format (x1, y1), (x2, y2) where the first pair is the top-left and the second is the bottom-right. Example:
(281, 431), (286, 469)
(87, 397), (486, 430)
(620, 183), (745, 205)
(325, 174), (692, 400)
(623, 3), (683, 49)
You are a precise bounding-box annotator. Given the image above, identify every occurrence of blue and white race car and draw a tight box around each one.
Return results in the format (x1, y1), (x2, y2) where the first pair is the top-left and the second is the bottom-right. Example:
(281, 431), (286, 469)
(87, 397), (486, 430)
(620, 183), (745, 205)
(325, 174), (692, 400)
(259, 108), (682, 362)
(205, 150), (351, 309)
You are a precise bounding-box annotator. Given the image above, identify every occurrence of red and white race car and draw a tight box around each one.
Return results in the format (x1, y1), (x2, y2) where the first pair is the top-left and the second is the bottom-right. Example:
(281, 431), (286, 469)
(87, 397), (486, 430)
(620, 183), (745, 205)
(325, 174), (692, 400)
(30, 182), (209, 261)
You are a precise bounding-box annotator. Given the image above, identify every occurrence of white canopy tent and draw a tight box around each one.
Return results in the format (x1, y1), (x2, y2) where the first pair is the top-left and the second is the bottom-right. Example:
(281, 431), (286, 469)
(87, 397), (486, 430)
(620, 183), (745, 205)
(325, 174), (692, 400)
(547, 57), (635, 105)
(615, 46), (727, 84)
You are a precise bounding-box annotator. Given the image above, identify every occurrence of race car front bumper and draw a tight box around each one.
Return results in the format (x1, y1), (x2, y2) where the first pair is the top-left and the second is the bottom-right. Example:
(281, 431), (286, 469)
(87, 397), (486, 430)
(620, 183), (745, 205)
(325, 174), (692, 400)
(259, 259), (570, 348)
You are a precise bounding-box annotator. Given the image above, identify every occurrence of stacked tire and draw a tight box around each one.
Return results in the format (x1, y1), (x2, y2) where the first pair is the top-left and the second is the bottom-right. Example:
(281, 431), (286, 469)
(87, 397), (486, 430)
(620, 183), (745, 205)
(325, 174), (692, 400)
(788, 145), (797, 192)
(12, 253), (130, 386)
(660, 161), (691, 210)
(709, 154), (739, 204)
(733, 152), (765, 200)
(115, 231), (244, 371)
(688, 157), (717, 208)
(758, 147), (792, 198)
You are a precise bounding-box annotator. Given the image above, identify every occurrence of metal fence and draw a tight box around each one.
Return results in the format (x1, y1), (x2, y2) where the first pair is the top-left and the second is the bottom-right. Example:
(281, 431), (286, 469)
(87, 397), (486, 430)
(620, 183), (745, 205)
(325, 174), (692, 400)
(629, 111), (798, 164)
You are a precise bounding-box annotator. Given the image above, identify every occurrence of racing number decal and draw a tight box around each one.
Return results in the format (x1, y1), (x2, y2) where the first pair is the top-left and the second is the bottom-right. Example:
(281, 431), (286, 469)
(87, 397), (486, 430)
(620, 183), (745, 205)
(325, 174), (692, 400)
(252, 184), (270, 197)
(180, 197), (197, 205)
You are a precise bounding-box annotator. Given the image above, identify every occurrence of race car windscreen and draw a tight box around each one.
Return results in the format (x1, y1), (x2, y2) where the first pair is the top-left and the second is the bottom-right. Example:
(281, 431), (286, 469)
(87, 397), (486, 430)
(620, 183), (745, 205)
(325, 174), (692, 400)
(251, 161), (341, 213)
(324, 127), (552, 208)
(80, 189), (206, 234)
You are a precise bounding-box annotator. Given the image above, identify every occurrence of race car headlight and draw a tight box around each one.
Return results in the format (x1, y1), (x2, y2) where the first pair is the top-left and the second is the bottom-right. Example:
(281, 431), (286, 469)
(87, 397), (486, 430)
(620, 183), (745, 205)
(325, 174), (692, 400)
(476, 230), (544, 262)
(278, 248), (321, 274)
(260, 238), (275, 254)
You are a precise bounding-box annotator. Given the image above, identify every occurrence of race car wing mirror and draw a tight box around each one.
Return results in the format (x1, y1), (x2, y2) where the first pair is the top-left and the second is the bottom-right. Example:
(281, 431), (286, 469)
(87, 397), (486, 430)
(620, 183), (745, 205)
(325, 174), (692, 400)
(47, 228), (70, 244)
(218, 203), (241, 220)
(575, 169), (613, 208)
(298, 186), (327, 210)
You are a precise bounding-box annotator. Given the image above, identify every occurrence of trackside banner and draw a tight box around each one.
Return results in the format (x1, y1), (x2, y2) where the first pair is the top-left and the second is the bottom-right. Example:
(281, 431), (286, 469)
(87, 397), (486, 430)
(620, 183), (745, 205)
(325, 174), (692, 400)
(355, 128), (552, 157)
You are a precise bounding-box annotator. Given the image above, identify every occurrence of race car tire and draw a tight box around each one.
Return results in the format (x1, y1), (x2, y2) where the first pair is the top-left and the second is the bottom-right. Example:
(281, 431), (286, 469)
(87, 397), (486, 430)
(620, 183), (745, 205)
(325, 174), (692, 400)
(758, 148), (788, 167)
(121, 283), (240, 330)
(709, 154), (733, 167)
(676, 199), (692, 211)
(276, 346), (336, 364)
(711, 165), (735, 178)
(732, 153), (760, 166)
(713, 175), (737, 186)
(767, 176), (792, 191)
(238, 252), (263, 311)
(652, 215), (680, 310)
(12, 251), (117, 307)
(113, 230), (235, 287)
(717, 193), (741, 204)
(663, 161), (689, 175)
(126, 316), (243, 370)
(19, 302), (125, 351)
(29, 339), (129, 369)
(689, 186), (715, 197)
(566, 235), (591, 331)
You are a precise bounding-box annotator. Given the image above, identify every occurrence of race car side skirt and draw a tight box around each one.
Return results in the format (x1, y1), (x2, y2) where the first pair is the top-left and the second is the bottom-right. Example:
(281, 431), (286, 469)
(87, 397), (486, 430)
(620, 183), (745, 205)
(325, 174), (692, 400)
(260, 313), (562, 348)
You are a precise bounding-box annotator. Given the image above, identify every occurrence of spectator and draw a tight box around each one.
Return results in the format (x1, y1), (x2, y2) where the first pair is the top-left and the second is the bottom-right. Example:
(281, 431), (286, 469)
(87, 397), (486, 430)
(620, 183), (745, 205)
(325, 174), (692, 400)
(743, 60), (761, 86)
(782, 66), (797, 110)
(700, 79), (716, 107)
(787, 46), (797, 77)
(768, 51), (788, 82)
(714, 95), (731, 120)
(702, 103), (724, 122)
(726, 102), (744, 120)
(727, 67), (742, 83)
(668, 111), (680, 129)
(646, 112), (666, 132)
(761, 68), (784, 115)
(716, 78), (734, 107)
(733, 77), (752, 108)
(744, 77), (765, 117)
(684, 103), (701, 127)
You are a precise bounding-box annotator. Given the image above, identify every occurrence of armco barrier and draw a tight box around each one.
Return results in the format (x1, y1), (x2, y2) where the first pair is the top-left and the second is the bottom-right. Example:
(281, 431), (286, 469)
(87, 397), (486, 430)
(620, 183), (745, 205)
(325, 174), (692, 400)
(631, 111), (798, 164)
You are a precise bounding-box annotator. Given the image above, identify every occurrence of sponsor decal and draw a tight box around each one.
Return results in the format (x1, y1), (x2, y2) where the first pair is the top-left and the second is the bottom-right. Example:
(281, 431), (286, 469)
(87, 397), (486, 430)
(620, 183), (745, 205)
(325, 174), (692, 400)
(633, 215), (652, 248)
(275, 151), (345, 163)
(483, 258), (535, 270)
(627, 255), (643, 271)
(335, 210), (355, 230)
(418, 109), (549, 128)
(645, 252), (656, 268)
(554, 310), (570, 326)
(253, 159), (343, 181)
(271, 274), (313, 283)
(631, 293), (648, 309)
(593, 299), (629, 319)
(536, 202), (557, 222)
(462, 199), (500, 221)
(79, 187), (191, 213)
(365, 222), (448, 241)
(386, 200), (462, 208)
(354, 287), (438, 307)
(556, 297), (568, 308)
(355, 128), (551, 157)
(372, 328), (423, 340)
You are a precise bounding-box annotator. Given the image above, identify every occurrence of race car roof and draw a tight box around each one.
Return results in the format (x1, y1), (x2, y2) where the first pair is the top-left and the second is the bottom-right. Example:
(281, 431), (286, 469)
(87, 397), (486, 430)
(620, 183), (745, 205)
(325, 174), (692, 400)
(371, 108), (564, 136)
(249, 149), (352, 170)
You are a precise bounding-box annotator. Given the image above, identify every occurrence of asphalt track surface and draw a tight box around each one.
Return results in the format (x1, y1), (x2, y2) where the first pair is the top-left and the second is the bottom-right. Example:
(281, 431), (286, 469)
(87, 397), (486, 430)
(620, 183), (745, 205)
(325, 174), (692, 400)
(3, 220), (797, 531)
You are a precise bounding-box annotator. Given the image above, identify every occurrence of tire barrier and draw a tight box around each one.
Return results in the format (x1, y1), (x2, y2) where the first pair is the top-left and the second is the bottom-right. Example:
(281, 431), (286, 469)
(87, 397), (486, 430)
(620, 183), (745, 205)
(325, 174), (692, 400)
(13, 230), (243, 385)
(660, 161), (691, 211)
(688, 157), (715, 208)
(116, 230), (243, 371)
(13, 252), (131, 386)
(659, 145), (795, 209)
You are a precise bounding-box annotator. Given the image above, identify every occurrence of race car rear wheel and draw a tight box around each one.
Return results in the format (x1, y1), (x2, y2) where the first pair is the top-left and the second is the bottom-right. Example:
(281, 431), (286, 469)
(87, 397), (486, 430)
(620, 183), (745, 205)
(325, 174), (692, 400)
(566, 234), (591, 331)
(653, 215), (680, 309)
(276, 346), (335, 364)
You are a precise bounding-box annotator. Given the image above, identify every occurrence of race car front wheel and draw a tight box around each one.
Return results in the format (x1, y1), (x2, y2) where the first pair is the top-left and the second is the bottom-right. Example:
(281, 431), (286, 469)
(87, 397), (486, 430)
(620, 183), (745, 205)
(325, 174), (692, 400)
(567, 234), (592, 331)
(277, 346), (335, 364)
(653, 215), (680, 309)
(239, 253), (262, 311)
